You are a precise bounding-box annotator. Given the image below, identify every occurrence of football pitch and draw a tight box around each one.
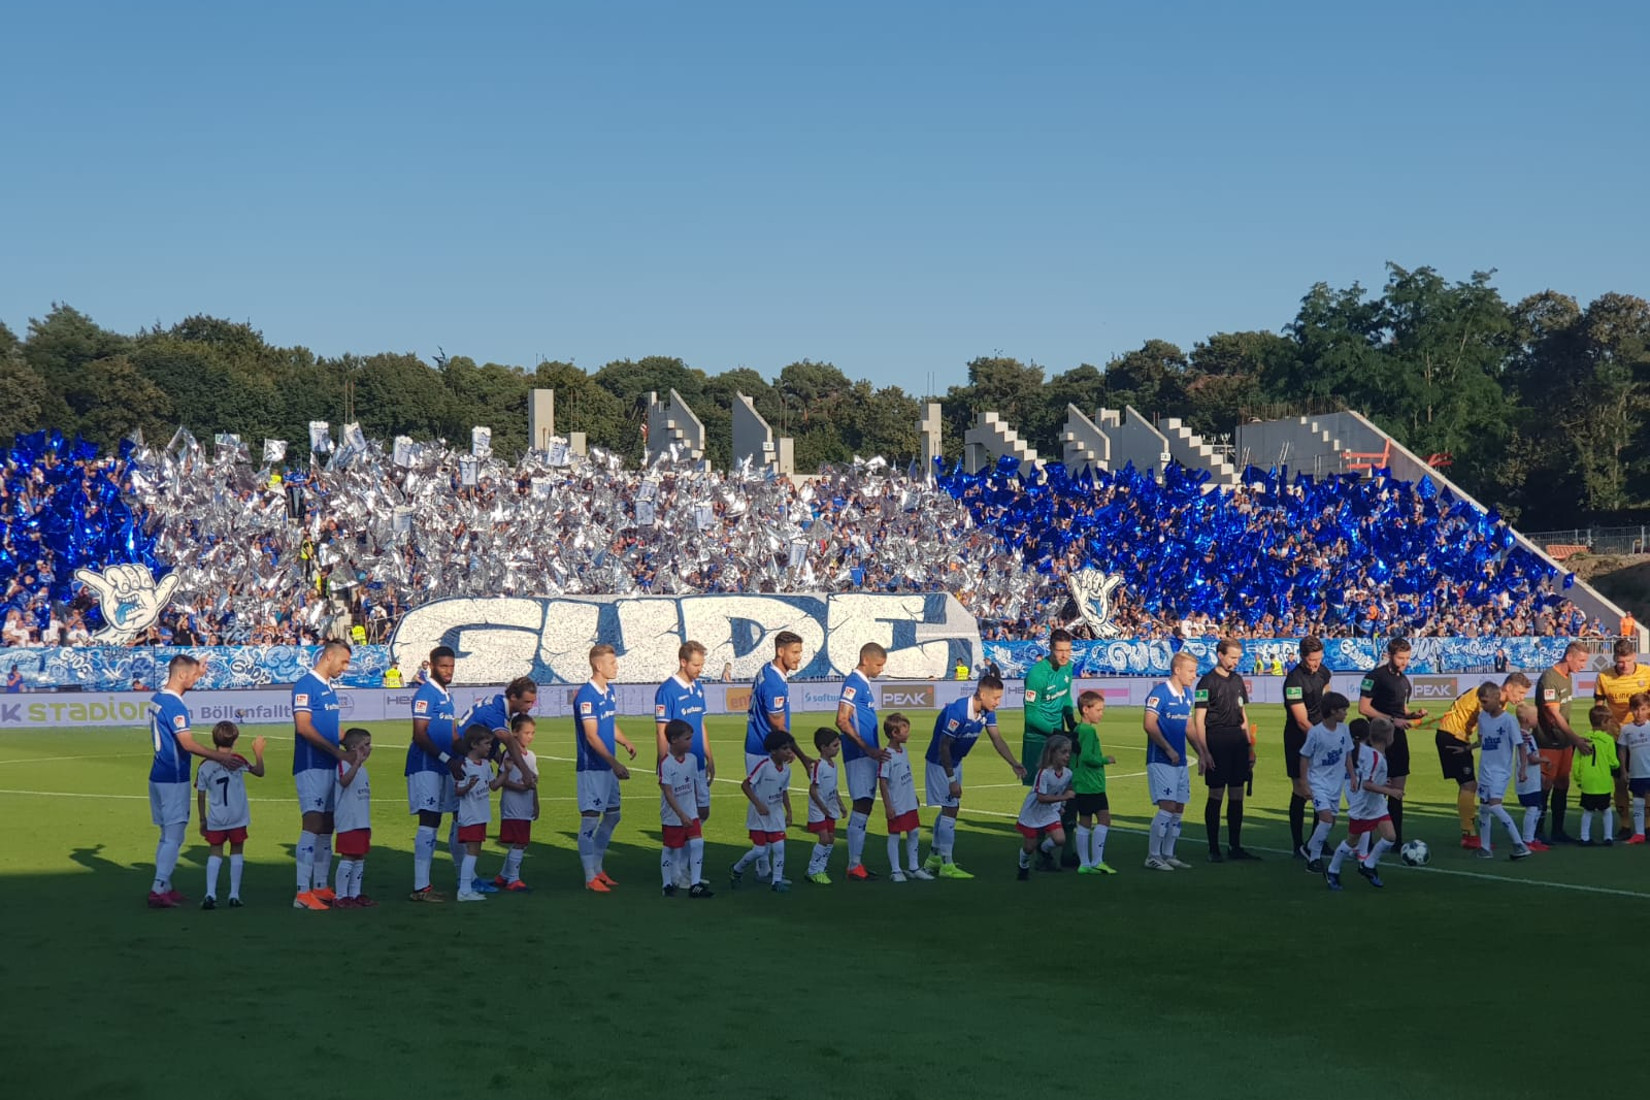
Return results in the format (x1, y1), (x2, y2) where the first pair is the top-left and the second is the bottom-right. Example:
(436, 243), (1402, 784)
(4, 704), (1649, 1100)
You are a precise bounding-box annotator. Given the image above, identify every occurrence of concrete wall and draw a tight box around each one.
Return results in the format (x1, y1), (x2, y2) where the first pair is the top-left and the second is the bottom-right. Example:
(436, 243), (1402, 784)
(732, 392), (794, 475)
(962, 411), (1040, 475)
(1061, 404), (1111, 473)
(1102, 406), (1172, 480)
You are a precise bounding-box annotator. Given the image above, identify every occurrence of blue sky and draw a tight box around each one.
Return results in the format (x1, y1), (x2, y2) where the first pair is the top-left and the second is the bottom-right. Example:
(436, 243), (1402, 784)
(3, 1), (1645, 396)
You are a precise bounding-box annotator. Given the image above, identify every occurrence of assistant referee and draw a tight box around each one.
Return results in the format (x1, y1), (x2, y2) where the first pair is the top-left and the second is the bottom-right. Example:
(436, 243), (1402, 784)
(1282, 636), (1333, 859)
(1193, 639), (1258, 862)
(1358, 637), (1428, 845)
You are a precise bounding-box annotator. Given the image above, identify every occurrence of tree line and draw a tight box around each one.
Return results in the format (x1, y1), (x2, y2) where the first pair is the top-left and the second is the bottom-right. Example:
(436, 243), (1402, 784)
(1, 262), (1645, 528)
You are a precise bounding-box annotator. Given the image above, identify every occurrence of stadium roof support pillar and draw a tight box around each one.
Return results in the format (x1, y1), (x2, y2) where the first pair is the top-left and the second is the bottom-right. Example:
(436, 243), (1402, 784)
(528, 389), (555, 452)
(919, 402), (943, 480)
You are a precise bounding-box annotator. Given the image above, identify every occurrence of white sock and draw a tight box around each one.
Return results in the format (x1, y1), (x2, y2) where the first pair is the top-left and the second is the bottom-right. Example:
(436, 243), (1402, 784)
(847, 811), (869, 868)
(577, 816), (600, 880)
(1019, 848), (1032, 868)
(1167, 813), (1183, 857)
(1492, 805), (1523, 849)
(662, 846), (677, 887)
(504, 848), (524, 882)
(312, 834), (332, 891)
(353, 859), (367, 898)
(887, 834), (901, 874)
(735, 845), (763, 874)
(205, 854), (223, 898)
(809, 842), (832, 875)
(1308, 819), (1332, 859)
(1075, 826), (1092, 868)
(156, 822), (185, 893)
(460, 853), (477, 891)
(1092, 825), (1109, 865)
(1479, 807), (1494, 854)
(905, 830), (920, 871)
(670, 846), (688, 887)
(413, 825), (436, 891)
(1523, 805), (1541, 843)
(1367, 837), (1394, 868)
(296, 830), (317, 893)
(769, 841), (786, 882)
(594, 811), (620, 869)
(934, 815), (957, 861)
(1581, 810), (1593, 842)
(336, 859), (353, 898)
(1635, 796), (1646, 836)
(229, 853), (244, 899)
(688, 836), (705, 885)
(1328, 839), (1353, 874)
(1148, 810), (1170, 859)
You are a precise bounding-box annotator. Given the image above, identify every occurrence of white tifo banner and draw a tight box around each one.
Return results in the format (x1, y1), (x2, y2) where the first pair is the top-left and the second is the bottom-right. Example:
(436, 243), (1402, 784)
(0, 674), (1377, 731)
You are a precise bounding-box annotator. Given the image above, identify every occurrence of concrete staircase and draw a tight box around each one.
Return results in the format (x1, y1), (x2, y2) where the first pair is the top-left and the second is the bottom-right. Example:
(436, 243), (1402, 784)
(964, 412), (1041, 476)
(1157, 417), (1239, 487)
(1060, 404), (1110, 473)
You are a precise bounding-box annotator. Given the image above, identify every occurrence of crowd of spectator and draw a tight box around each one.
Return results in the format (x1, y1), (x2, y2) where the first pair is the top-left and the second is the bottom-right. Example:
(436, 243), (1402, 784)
(0, 429), (1601, 649)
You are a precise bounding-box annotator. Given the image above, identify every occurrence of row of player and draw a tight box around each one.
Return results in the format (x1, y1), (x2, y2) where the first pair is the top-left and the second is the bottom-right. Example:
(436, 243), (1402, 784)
(143, 633), (1650, 908)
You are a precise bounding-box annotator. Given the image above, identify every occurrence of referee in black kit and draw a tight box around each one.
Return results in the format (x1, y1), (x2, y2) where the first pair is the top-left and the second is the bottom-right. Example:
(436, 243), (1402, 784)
(1193, 639), (1260, 861)
(1357, 636), (1428, 844)
(1283, 637), (1334, 858)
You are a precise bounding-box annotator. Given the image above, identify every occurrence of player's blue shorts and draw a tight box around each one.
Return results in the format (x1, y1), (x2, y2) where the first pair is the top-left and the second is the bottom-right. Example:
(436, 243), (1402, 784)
(1517, 790), (1544, 808)
(1629, 777), (1650, 796)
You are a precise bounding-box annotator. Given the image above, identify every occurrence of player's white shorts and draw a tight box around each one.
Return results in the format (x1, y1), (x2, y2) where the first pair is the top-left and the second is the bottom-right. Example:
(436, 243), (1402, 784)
(1310, 780), (1348, 815)
(577, 770), (622, 814)
(407, 771), (444, 815)
(440, 772), (459, 814)
(149, 781), (191, 827)
(925, 761), (963, 809)
(1147, 762), (1191, 805)
(694, 768), (710, 809)
(295, 768), (336, 814)
(1478, 770), (1512, 802)
(846, 757), (880, 803)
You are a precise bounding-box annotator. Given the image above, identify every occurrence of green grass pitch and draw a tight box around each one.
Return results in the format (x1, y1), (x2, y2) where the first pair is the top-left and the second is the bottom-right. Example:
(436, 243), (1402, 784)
(3, 703), (1648, 1100)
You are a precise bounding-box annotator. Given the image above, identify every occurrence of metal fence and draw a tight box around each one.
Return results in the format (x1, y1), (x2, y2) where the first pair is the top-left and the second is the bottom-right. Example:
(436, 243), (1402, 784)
(1523, 526), (1650, 557)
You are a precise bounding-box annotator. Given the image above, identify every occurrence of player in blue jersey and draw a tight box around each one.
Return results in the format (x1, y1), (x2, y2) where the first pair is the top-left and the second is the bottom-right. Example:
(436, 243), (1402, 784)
(405, 645), (457, 902)
(836, 641), (888, 881)
(1142, 652), (1203, 871)
(454, 676), (539, 893)
(921, 674), (1023, 879)
(291, 640), (352, 911)
(656, 641), (714, 889)
(146, 654), (242, 909)
(745, 630), (813, 779)
(577, 644), (637, 893)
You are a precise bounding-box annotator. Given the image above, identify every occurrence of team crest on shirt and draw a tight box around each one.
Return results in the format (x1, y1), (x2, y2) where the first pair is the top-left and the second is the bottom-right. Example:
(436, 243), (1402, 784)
(295, 694), (309, 707)
(415, 700), (428, 715)
(173, 715), (186, 729)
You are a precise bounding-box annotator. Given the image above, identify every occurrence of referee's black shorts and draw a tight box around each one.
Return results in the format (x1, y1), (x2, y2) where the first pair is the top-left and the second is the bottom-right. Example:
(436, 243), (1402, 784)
(1204, 725), (1249, 788)
(1435, 729), (1475, 785)
(1385, 723), (1411, 779)
(1283, 729), (1306, 779)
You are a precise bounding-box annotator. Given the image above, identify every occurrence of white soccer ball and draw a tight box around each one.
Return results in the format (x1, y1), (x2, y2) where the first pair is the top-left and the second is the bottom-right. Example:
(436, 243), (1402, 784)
(1400, 839), (1430, 867)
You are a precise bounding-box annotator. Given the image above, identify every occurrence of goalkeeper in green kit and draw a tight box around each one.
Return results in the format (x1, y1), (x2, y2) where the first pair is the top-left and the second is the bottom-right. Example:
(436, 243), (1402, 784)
(1024, 629), (1080, 866)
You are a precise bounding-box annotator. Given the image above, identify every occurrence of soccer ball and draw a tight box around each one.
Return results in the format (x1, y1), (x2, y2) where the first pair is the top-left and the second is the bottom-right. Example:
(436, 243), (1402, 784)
(1400, 839), (1430, 867)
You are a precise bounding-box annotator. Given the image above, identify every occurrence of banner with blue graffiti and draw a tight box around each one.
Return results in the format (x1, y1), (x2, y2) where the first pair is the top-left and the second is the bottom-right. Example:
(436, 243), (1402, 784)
(0, 645), (392, 694)
(983, 636), (1585, 678)
(0, 635), (1594, 693)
